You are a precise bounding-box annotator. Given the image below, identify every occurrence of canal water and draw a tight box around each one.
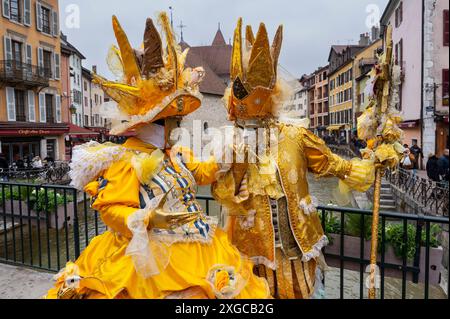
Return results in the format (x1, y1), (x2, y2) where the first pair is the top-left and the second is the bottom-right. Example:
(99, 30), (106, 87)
(1, 174), (446, 298)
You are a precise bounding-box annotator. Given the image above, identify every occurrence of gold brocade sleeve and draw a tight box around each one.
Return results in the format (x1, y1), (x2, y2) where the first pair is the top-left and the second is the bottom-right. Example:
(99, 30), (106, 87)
(340, 158), (376, 192)
(171, 146), (220, 186)
(300, 128), (375, 192)
(84, 160), (141, 238)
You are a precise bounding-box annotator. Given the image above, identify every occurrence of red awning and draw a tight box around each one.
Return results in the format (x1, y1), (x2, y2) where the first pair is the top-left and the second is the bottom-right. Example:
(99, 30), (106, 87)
(68, 124), (100, 138)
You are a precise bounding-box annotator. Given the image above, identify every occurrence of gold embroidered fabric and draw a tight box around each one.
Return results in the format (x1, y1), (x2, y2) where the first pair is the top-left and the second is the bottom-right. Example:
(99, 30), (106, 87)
(212, 124), (376, 269)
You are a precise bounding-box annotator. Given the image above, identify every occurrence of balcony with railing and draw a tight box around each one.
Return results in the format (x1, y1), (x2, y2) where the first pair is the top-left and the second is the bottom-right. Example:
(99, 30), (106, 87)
(0, 60), (51, 88)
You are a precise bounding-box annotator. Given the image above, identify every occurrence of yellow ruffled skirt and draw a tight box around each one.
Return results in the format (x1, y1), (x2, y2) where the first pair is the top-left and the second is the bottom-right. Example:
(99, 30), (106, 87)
(45, 228), (270, 299)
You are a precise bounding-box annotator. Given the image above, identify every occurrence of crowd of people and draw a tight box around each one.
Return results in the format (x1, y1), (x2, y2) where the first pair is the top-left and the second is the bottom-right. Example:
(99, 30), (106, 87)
(0, 153), (56, 181)
(322, 132), (449, 186)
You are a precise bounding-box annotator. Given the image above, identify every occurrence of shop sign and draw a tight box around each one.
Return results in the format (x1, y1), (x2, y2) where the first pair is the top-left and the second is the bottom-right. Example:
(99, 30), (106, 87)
(18, 129), (52, 136)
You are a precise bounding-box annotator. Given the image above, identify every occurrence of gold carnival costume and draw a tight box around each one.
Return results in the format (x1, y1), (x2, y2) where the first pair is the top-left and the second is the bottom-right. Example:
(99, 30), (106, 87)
(211, 19), (377, 299)
(45, 13), (269, 299)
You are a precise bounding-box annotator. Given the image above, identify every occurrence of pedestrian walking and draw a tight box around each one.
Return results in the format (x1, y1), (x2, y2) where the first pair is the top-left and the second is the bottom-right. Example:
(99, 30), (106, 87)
(410, 140), (423, 171)
(426, 153), (440, 182)
(438, 149), (449, 183)
(400, 148), (415, 170)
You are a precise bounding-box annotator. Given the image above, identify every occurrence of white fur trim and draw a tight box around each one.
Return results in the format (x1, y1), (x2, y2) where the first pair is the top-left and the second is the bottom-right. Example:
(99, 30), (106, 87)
(69, 141), (128, 190)
(250, 256), (277, 270)
(301, 235), (329, 262)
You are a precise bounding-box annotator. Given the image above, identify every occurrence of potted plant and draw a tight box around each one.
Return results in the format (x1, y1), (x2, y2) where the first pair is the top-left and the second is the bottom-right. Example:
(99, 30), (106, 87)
(1, 186), (31, 216)
(29, 188), (75, 230)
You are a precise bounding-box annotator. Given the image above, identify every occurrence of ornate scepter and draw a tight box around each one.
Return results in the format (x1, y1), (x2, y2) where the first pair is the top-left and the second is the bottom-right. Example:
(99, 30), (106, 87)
(357, 25), (404, 299)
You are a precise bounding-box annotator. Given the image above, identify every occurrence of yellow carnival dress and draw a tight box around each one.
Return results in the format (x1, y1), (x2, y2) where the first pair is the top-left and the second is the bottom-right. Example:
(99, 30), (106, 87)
(46, 138), (270, 299)
(212, 124), (375, 299)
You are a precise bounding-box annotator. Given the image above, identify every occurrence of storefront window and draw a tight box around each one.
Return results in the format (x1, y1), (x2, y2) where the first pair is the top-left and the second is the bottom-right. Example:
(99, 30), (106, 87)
(1, 140), (41, 167)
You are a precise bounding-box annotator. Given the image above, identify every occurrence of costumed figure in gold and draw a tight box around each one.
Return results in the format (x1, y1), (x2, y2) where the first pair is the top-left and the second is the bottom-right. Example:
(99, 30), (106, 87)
(212, 18), (378, 299)
(45, 12), (270, 299)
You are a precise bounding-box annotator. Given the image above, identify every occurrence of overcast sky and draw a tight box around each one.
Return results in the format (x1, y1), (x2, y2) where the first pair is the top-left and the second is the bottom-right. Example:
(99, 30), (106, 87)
(60, 0), (389, 78)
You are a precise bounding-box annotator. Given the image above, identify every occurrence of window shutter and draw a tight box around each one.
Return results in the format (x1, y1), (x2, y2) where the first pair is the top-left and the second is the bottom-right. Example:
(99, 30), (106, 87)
(36, 2), (42, 31)
(395, 43), (399, 65)
(3, 36), (12, 72)
(25, 44), (32, 64)
(55, 94), (61, 123)
(52, 10), (59, 37)
(24, 0), (31, 26)
(37, 47), (44, 77)
(2, 0), (10, 19)
(400, 2), (403, 25)
(51, 51), (55, 80)
(443, 69), (449, 105)
(6, 87), (16, 121)
(395, 7), (399, 28)
(444, 10), (449, 47)
(28, 90), (36, 122)
(37, 47), (43, 67)
(54, 53), (60, 80)
(4, 36), (12, 60)
(400, 39), (404, 67)
(25, 43), (32, 79)
(39, 92), (46, 123)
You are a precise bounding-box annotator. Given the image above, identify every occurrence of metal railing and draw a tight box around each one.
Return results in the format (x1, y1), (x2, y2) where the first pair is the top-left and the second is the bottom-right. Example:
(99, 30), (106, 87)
(0, 60), (51, 87)
(1, 162), (70, 184)
(385, 168), (449, 216)
(319, 205), (449, 299)
(0, 182), (448, 299)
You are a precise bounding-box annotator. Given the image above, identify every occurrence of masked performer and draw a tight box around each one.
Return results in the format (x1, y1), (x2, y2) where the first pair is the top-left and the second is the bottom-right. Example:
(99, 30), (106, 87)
(212, 18), (376, 299)
(45, 13), (270, 300)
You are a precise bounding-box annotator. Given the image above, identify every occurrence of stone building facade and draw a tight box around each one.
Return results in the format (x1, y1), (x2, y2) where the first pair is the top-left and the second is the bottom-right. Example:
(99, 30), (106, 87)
(0, 0), (67, 164)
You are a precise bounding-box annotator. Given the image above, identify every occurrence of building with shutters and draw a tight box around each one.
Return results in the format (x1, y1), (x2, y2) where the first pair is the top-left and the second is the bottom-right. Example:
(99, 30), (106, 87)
(60, 32), (84, 127)
(281, 80), (308, 121)
(381, 0), (449, 163)
(81, 66), (110, 138)
(328, 44), (366, 143)
(353, 38), (382, 123)
(307, 66), (329, 137)
(0, 0), (67, 165)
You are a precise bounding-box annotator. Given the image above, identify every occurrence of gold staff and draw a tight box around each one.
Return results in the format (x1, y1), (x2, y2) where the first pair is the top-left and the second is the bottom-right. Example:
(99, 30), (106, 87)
(357, 25), (404, 299)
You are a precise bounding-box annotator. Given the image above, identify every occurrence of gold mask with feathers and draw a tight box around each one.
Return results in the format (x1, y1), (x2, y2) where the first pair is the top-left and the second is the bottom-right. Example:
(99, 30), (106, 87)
(225, 18), (283, 121)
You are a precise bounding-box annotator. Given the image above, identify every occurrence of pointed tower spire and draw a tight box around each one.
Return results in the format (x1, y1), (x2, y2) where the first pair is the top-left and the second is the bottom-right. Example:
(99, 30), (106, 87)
(212, 22), (226, 46)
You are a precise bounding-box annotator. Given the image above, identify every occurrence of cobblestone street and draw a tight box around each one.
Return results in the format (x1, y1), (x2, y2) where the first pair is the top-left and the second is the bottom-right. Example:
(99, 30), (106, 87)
(0, 262), (446, 299)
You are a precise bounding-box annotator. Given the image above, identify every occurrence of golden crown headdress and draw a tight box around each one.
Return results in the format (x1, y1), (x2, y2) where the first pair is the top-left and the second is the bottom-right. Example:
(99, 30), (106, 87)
(226, 18), (283, 121)
(93, 12), (204, 135)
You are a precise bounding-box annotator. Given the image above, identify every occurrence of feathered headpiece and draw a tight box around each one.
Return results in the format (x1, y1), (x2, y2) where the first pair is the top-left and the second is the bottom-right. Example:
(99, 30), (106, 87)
(94, 12), (205, 135)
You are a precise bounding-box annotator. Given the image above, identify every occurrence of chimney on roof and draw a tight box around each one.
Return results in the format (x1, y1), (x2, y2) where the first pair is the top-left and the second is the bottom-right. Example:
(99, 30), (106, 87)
(371, 26), (380, 42)
(92, 65), (97, 74)
(359, 33), (370, 46)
